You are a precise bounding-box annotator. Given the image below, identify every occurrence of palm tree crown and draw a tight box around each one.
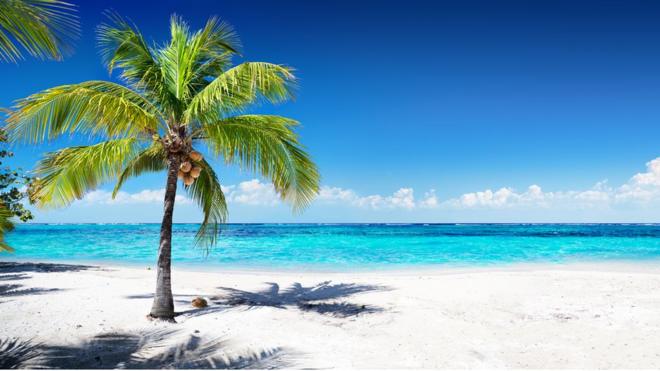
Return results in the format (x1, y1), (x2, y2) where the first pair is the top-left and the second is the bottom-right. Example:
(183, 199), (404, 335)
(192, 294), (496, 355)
(6, 14), (320, 247)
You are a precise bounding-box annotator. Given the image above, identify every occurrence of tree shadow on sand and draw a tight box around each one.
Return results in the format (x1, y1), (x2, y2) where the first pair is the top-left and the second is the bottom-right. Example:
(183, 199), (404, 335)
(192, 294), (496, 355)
(0, 284), (62, 303)
(206, 281), (389, 318)
(122, 280), (388, 319)
(0, 262), (93, 274)
(0, 273), (30, 281)
(0, 262), (94, 300)
(0, 329), (298, 369)
(0, 282), (63, 298)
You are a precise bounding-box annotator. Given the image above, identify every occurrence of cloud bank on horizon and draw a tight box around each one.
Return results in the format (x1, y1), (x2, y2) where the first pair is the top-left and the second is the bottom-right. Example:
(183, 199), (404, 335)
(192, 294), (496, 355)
(30, 156), (660, 223)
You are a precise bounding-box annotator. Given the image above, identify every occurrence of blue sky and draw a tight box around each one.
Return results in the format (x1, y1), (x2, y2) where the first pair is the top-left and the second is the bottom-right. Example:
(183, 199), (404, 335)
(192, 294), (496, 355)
(4, 0), (660, 223)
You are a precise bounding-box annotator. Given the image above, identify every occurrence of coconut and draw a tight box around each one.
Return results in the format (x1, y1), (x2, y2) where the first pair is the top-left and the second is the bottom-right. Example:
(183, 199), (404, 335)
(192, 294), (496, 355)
(177, 169), (185, 179)
(183, 175), (195, 186)
(190, 166), (202, 178)
(180, 161), (192, 172)
(191, 297), (208, 308)
(190, 151), (203, 162)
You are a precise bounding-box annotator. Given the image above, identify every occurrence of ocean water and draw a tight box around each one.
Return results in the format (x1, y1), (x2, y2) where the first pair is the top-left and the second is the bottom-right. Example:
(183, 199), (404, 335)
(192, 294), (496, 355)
(3, 223), (660, 270)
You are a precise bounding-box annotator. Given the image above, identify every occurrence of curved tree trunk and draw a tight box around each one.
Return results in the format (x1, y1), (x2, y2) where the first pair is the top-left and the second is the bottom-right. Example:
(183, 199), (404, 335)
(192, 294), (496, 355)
(149, 154), (181, 320)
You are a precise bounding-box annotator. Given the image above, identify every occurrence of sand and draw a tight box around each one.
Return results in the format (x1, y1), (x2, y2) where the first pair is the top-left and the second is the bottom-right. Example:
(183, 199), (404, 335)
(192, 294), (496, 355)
(2, 260), (660, 369)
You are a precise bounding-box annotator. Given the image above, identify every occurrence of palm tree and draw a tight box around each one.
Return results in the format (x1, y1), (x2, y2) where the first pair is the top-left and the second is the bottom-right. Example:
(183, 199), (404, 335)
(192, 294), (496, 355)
(0, 0), (78, 62)
(6, 14), (320, 320)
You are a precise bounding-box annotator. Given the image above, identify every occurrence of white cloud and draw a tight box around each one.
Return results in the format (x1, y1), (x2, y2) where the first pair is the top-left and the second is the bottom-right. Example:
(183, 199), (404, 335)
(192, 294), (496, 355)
(318, 186), (359, 203)
(629, 158), (660, 186)
(77, 179), (280, 208)
(318, 186), (438, 210)
(74, 157), (660, 214)
(419, 189), (439, 208)
(444, 158), (660, 210)
(81, 189), (192, 205)
(314, 156), (660, 212)
(223, 179), (280, 206)
(615, 158), (660, 202)
(80, 180), (283, 208)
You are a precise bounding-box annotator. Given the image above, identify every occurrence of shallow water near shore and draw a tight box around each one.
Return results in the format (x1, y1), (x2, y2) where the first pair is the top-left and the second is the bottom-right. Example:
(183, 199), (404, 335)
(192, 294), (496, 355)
(3, 223), (660, 270)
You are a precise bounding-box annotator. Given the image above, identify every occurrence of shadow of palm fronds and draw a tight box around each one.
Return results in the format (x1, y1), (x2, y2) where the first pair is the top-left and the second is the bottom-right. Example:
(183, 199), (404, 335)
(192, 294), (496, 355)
(38, 329), (177, 369)
(0, 284), (62, 298)
(0, 262), (92, 274)
(0, 268), (66, 300)
(214, 281), (388, 317)
(0, 273), (30, 281)
(0, 329), (297, 369)
(297, 302), (382, 318)
(0, 338), (42, 369)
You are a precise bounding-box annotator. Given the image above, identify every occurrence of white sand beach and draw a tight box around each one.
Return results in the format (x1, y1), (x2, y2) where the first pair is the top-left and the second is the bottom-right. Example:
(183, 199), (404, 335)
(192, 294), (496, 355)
(2, 261), (660, 369)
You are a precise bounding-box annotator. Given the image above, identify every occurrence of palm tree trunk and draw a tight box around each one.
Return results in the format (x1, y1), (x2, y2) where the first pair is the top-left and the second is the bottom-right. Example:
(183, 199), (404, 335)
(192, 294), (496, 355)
(149, 154), (180, 320)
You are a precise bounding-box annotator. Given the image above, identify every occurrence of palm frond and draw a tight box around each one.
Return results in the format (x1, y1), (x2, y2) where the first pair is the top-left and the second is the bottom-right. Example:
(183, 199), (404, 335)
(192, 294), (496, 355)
(194, 16), (240, 56)
(157, 14), (194, 106)
(6, 81), (161, 143)
(186, 62), (296, 123)
(29, 138), (141, 207)
(158, 15), (241, 108)
(0, 0), (78, 62)
(189, 16), (240, 79)
(97, 12), (176, 112)
(200, 115), (319, 210)
(185, 158), (227, 249)
(113, 141), (167, 198)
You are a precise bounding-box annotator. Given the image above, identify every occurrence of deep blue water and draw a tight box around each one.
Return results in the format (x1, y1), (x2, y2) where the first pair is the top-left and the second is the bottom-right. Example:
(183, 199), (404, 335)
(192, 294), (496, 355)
(3, 224), (660, 270)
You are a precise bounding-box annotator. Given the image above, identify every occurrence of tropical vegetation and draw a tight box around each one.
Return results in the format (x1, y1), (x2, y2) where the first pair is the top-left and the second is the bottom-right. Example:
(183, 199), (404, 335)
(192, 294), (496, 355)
(0, 129), (34, 252)
(6, 14), (320, 320)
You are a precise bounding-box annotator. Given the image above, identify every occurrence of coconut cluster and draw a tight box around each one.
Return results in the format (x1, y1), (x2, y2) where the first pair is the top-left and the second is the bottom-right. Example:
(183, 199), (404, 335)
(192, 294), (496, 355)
(178, 150), (204, 185)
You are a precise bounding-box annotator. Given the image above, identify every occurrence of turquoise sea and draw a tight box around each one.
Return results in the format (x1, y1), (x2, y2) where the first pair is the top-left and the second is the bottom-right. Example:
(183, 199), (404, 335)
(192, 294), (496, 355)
(3, 223), (660, 270)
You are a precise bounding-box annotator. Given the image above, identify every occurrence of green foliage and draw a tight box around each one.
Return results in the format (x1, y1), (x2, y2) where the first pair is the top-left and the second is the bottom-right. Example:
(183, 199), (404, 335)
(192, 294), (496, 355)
(0, 129), (32, 251)
(185, 159), (227, 249)
(0, 130), (32, 222)
(201, 115), (319, 210)
(8, 14), (320, 248)
(0, 129), (33, 252)
(6, 81), (161, 143)
(186, 62), (296, 124)
(0, 204), (16, 252)
(113, 141), (167, 198)
(158, 15), (240, 105)
(0, 0), (78, 62)
(30, 139), (140, 207)
(97, 13), (177, 116)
